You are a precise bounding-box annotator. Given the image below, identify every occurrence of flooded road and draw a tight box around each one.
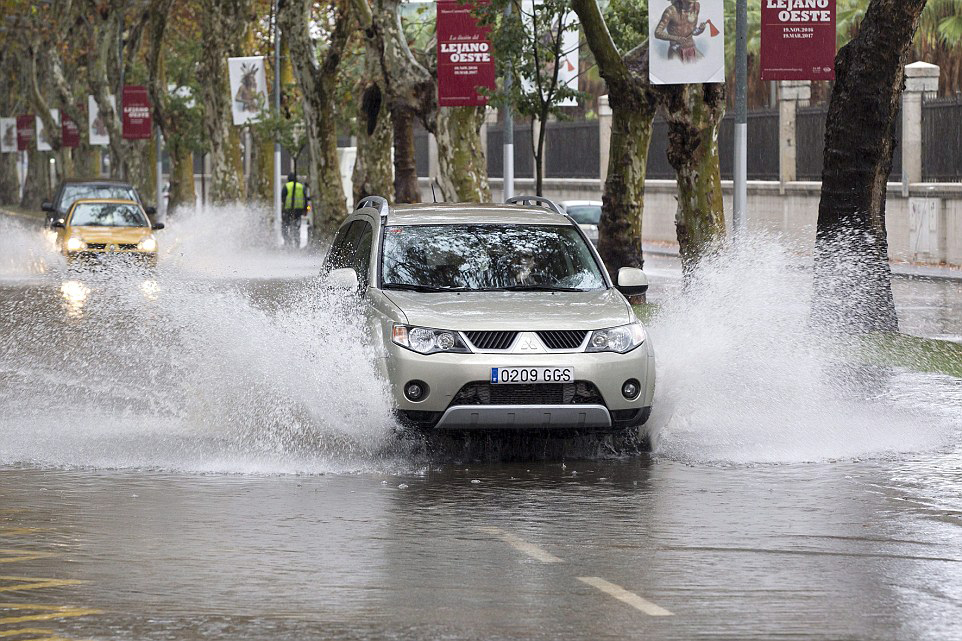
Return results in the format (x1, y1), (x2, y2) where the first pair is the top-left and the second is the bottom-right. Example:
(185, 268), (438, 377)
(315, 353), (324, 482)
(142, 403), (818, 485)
(1, 212), (961, 640)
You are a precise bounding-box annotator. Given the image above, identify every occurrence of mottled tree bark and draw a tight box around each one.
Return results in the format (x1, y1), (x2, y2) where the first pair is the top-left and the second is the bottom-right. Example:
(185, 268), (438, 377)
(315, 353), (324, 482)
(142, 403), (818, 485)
(20, 149), (50, 210)
(352, 79), (394, 204)
(198, 0), (250, 205)
(814, 0), (927, 334)
(279, 0), (350, 237)
(147, 0), (196, 212)
(391, 106), (420, 204)
(435, 106), (491, 203)
(0, 155), (18, 207)
(657, 83), (727, 277)
(572, 0), (656, 279)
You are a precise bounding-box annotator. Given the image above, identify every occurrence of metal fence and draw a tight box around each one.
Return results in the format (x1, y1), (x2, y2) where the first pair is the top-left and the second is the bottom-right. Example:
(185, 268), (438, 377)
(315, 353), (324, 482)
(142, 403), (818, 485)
(797, 105), (903, 181)
(545, 121), (600, 178)
(923, 95), (962, 182)
(408, 98), (958, 183)
(486, 124), (534, 179)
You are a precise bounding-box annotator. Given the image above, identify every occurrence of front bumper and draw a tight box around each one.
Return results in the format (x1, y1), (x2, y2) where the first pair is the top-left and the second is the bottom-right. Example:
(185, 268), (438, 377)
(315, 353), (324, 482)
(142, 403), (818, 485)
(386, 344), (655, 431)
(66, 250), (157, 267)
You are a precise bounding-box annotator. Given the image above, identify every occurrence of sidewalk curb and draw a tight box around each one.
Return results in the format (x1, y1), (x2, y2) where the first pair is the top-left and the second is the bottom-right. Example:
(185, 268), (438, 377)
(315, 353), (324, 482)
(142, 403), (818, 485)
(642, 244), (962, 283)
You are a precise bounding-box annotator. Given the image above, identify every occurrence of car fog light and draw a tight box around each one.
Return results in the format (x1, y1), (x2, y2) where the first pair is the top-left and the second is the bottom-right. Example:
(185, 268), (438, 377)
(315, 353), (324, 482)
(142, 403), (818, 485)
(436, 332), (455, 351)
(404, 380), (428, 402)
(65, 237), (86, 252)
(622, 379), (641, 400)
(138, 237), (158, 252)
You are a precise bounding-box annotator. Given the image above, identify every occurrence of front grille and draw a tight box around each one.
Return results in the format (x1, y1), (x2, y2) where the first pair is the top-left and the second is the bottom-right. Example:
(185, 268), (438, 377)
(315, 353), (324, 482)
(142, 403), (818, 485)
(119, 244), (138, 250)
(451, 381), (605, 406)
(465, 331), (518, 350)
(537, 330), (588, 350)
(85, 243), (107, 250)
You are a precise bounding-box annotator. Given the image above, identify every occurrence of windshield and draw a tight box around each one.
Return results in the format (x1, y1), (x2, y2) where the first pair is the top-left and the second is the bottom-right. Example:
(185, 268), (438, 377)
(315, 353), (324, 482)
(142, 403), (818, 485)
(565, 205), (601, 225)
(380, 224), (606, 292)
(69, 203), (148, 228)
(60, 185), (137, 213)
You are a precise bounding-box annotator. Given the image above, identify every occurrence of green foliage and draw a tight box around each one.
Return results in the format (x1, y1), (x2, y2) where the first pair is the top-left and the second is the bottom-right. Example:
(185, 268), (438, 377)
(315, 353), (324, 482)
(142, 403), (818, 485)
(603, 0), (647, 53)
(478, 0), (585, 122)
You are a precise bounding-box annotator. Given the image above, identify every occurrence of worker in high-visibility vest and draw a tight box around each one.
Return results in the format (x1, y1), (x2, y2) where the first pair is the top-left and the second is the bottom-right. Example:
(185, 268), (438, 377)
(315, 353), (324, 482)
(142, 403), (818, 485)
(281, 173), (310, 248)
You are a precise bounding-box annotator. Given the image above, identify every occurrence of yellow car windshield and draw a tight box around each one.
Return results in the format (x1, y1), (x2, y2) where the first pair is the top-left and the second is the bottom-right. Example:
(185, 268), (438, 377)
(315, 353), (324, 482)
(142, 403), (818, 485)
(70, 203), (148, 228)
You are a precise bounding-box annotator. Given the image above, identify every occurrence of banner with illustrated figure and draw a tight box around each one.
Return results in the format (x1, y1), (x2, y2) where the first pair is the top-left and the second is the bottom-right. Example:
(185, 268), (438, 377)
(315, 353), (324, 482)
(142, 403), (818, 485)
(36, 110), (59, 151)
(649, 0), (725, 85)
(88, 95), (115, 146)
(520, 0), (580, 107)
(761, 0), (836, 80)
(0, 118), (16, 153)
(228, 56), (267, 125)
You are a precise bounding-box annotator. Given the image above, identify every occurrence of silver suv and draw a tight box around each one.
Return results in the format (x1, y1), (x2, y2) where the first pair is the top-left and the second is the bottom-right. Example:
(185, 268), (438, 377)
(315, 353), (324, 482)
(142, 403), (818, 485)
(323, 196), (655, 436)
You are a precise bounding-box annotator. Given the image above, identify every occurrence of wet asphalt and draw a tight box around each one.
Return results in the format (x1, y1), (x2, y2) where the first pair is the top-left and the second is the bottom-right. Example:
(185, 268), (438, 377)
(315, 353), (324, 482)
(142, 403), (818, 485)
(1, 214), (961, 640)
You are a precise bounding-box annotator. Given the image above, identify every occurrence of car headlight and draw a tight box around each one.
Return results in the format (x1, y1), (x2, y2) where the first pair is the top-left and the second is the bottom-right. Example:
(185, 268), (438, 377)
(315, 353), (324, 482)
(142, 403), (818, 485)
(138, 236), (158, 252)
(586, 322), (646, 354)
(65, 237), (86, 252)
(392, 324), (470, 355)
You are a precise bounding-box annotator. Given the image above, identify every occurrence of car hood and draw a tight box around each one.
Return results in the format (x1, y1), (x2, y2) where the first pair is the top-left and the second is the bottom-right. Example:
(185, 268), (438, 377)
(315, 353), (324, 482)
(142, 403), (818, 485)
(381, 288), (632, 331)
(69, 226), (151, 243)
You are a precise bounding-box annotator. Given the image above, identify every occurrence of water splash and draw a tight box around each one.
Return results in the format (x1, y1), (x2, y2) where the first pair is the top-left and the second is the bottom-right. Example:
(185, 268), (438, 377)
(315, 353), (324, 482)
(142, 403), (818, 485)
(647, 235), (961, 464)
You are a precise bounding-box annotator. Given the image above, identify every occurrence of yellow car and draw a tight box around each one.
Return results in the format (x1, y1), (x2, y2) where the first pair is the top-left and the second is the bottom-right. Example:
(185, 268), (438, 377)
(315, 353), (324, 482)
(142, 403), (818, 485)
(53, 199), (163, 267)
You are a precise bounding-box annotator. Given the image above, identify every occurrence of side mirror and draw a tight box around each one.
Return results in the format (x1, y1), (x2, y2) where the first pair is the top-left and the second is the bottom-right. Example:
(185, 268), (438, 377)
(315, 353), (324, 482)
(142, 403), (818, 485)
(616, 267), (649, 296)
(152, 222), (165, 230)
(41, 202), (54, 213)
(328, 267), (360, 292)
(51, 219), (66, 229)
(144, 206), (157, 215)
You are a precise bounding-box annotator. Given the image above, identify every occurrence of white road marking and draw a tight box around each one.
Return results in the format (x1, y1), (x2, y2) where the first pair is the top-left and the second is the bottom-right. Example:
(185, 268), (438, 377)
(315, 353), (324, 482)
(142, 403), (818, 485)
(577, 576), (673, 616)
(479, 526), (563, 563)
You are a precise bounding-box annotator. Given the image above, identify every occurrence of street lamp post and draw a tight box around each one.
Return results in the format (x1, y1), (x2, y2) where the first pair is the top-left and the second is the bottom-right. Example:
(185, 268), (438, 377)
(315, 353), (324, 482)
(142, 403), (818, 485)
(502, 2), (514, 201)
(273, 1), (282, 244)
(733, 0), (747, 236)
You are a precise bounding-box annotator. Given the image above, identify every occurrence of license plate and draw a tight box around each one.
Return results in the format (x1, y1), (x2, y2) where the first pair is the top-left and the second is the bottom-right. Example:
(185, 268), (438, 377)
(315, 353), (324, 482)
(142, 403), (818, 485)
(491, 367), (574, 384)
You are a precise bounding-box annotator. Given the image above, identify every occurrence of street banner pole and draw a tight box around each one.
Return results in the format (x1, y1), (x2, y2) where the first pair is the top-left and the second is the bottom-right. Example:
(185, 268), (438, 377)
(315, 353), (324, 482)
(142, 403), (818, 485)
(156, 126), (164, 217)
(502, 2), (514, 200)
(733, 0), (747, 236)
(273, 3), (282, 244)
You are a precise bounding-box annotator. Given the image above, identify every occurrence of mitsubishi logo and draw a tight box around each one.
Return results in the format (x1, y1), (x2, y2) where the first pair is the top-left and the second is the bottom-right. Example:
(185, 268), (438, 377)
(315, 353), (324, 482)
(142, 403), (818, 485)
(513, 333), (544, 353)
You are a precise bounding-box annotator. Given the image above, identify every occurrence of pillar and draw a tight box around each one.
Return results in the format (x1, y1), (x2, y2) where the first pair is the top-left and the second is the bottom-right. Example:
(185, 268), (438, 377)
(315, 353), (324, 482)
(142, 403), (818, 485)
(902, 61), (940, 190)
(598, 94), (612, 183)
(778, 80), (811, 186)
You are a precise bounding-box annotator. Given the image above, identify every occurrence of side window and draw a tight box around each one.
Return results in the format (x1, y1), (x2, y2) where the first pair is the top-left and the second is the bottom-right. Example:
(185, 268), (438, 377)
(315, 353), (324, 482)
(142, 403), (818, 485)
(323, 221), (361, 273)
(349, 223), (374, 288)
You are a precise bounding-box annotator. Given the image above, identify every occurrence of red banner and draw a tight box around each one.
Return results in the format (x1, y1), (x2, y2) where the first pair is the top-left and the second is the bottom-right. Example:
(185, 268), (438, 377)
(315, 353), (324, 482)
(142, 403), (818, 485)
(122, 85), (152, 140)
(437, 1), (495, 107)
(16, 115), (34, 151)
(62, 113), (80, 148)
(761, 0), (836, 81)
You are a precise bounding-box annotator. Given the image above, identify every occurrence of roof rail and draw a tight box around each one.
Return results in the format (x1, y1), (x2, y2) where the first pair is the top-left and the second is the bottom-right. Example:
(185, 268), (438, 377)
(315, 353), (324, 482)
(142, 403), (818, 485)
(355, 195), (389, 217)
(505, 195), (564, 216)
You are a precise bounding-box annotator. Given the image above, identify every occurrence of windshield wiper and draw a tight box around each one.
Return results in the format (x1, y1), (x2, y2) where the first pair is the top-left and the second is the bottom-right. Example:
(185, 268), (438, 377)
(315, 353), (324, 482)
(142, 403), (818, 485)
(484, 285), (590, 292)
(382, 283), (467, 293)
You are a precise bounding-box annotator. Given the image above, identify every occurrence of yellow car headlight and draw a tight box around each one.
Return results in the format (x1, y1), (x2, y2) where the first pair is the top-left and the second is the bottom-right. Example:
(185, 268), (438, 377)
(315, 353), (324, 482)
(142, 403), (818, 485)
(138, 237), (158, 252)
(65, 237), (86, 252)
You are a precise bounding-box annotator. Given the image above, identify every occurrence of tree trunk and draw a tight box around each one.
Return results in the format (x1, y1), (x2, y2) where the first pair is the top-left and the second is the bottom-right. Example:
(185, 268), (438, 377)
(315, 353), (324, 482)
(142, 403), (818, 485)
(813, 0), (926, 334)
(392, 106), (420, 203)
(278, 0), (349, 238)
(658, 83), (727, 277)
(168, 141), (197, 212)
(0, 154), (19, 207)
(20, 149), (50, 210)
(199, 0), (249, 205)
(533, 115), (548, 197)
(352, 81), (394, 204)
(571, 0), (656, 280)
(435, 106), (490, 202)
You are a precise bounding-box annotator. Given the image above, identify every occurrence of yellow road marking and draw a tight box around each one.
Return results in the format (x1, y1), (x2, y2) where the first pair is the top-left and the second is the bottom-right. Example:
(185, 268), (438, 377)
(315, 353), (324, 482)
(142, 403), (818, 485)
(479, 526), (563, 563)
(0, 530), (43, 537)
(0, 604), (102, 625)
(578, 577), (673, 616)
(0, 551), (55, 565)
(0, 577), (85, 593)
